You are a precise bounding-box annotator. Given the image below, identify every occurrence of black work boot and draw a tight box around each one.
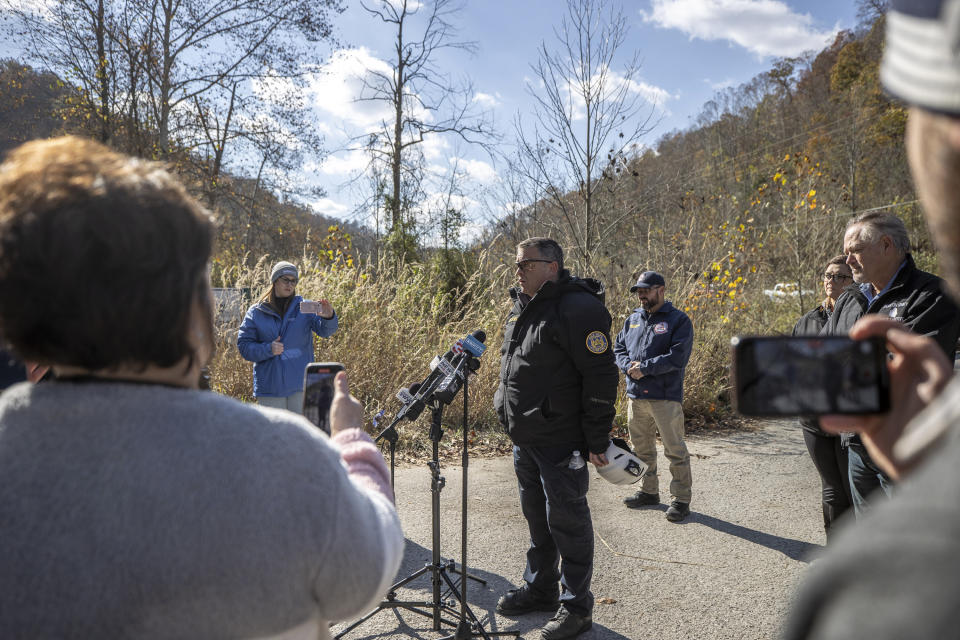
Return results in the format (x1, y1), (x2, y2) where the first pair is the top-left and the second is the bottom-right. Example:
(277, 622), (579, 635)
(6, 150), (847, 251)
(623, 491), (660, 508)
(496, 584), (559, 616)
(541, 606), (592, 640)
(665, 500), (691, 522)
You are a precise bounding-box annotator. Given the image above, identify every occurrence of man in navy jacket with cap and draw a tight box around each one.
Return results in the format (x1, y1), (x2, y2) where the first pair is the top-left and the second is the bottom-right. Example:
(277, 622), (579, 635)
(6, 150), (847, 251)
(613, 271), (694, 522)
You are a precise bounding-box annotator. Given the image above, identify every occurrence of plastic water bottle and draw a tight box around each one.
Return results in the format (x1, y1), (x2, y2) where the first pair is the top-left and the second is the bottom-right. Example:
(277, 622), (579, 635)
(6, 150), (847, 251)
(568, 450), (585, 470)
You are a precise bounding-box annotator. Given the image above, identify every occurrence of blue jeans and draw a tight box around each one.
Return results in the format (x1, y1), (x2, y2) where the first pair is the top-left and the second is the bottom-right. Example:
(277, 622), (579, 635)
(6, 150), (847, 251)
(848, 441), (892, 517)
(513, 445), (594, 617)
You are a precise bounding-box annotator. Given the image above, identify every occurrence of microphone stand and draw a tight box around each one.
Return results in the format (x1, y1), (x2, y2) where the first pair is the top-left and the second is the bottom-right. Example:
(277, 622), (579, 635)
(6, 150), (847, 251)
(337, 355), (517, 640)
(374, 416), (400, 490)
(438, 357), (516, 640)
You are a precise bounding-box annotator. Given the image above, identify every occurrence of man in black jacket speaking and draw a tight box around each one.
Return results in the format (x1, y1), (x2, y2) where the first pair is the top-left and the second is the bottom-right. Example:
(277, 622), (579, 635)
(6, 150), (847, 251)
(493, 237), (618, 640)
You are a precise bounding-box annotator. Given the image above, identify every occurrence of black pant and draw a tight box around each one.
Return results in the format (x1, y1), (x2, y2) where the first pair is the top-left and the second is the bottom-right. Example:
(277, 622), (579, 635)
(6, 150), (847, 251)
(513, 445), (594, 616)
(802, 430), (852, 541)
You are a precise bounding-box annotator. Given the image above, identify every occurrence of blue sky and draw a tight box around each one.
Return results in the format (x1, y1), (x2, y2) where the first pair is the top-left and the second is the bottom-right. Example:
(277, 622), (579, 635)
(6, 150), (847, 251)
(305, 0), (860, 236)
(1, 0), (863, 238)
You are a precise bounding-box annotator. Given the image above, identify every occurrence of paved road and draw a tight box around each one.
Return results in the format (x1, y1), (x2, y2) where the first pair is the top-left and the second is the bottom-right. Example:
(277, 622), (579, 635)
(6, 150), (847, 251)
(332, 420), (823, 640)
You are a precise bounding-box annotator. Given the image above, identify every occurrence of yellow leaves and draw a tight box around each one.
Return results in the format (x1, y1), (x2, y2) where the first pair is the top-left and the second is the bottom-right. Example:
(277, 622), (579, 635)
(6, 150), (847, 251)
(808, 189), (816, 198)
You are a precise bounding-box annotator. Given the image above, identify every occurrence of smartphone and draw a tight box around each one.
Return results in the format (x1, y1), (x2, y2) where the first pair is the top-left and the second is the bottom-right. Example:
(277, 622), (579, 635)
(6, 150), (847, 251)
(731, 336), (890, 417)
(302, 362), (344, 433)
(299, 300), (320, 314)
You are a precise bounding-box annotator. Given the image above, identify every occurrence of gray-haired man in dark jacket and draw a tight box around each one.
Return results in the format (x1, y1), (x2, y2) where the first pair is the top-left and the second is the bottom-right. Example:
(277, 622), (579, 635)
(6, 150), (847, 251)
(822, 213), (960, 516)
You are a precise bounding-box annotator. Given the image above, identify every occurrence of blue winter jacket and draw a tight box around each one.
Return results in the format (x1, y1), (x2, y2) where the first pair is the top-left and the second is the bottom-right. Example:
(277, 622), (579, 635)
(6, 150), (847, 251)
(613, 301), (693, 402)
(236, 295), (339, 398)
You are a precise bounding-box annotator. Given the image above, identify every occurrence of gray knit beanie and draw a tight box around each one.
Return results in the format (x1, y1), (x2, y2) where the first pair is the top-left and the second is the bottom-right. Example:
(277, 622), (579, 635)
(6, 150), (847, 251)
(270, 261), (298, 283)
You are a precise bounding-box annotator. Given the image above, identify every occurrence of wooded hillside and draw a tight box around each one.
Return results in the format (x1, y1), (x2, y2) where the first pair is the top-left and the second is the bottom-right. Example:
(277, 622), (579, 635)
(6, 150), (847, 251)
(0, 6), (931, 433)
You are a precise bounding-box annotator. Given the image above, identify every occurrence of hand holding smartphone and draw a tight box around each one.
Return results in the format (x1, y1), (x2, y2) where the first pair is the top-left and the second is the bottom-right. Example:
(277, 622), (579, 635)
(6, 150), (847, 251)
(731, 335), (890, 417)
(303, 362), (345, 433)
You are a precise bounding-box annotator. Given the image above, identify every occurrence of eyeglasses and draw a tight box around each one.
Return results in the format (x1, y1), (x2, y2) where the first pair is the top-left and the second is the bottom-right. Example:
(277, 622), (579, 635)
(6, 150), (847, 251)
(515, 259), (555, 272)
(823, 273), (852, 282)
(277, 276), (298, 285)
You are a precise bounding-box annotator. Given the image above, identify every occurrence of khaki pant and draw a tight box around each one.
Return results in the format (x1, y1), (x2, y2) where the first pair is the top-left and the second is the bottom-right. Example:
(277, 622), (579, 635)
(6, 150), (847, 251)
(257, 391), (304, 415)
(627, 398), (692, 503)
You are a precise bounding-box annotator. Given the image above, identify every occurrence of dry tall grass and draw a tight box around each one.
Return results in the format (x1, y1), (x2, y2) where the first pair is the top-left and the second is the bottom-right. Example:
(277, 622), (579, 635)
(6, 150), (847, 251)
(207, 240), (813, 457)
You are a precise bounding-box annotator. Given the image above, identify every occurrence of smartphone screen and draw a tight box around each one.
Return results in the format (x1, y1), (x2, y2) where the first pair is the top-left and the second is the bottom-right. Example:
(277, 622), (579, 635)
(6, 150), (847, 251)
(302, 362), (344, 433)
(732, 336), (890, 417)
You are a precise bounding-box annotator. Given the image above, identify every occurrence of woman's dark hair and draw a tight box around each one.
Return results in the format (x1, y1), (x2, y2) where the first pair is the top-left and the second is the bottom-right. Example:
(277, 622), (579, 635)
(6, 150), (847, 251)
(826, 255), (849, 269)
(0, 136), (215, 370)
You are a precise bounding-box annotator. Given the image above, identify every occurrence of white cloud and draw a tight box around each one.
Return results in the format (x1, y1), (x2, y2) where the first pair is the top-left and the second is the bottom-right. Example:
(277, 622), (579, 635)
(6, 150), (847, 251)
(624, 77), (674, 108)
(305, 47), (434, 138)
(453, 157), (498, 184)
(421, 134), (450, 161)
(306, 48), (395, 131)
(472, 92), (502, 108)
(5, 0), (57, 19)
(421, 192), (479, 217)
(706, 77), (737, 90)
(386, 0), (423, 11)
(641, 0), (838, 58)
(318, 148), (371, 176)
(309, 197), (351, 218)
(561, 66), (673, 121)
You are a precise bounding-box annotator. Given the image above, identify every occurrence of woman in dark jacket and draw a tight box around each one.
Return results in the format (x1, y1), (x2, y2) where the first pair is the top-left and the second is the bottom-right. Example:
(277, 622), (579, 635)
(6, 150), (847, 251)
(792, 255), (854, 541)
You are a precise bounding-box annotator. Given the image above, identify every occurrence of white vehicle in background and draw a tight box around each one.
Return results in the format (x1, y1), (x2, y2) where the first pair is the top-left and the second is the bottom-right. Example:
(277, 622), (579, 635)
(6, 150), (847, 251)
(763, 282), (815, 301)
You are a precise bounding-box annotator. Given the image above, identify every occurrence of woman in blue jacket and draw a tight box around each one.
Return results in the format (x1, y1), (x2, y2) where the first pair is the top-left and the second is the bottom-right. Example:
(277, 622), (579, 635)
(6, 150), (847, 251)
(237, 261), (338, 412)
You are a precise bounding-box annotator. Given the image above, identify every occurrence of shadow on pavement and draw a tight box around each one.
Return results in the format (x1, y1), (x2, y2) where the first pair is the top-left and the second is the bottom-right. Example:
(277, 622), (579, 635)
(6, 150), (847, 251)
(334, 538), (519, 639)
(684, 513), (823, 562)
(335, 539), (635, 639)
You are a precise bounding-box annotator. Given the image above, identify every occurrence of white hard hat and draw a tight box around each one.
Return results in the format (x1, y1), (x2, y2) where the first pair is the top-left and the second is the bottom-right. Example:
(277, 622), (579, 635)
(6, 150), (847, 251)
(595, 438), (648, 485)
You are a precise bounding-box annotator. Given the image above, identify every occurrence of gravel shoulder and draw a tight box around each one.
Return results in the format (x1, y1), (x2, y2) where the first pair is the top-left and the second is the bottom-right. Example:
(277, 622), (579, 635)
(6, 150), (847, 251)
(333, 419), (823, 640)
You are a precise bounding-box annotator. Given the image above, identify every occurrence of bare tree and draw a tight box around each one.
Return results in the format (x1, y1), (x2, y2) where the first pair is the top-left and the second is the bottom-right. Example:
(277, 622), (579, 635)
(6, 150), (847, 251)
(3, 0), (118, 143)
(515, 0), (656, 270)
(356, 0), (493, 258)
(4, 0), (342, 185)
(856, 0), (889, 25)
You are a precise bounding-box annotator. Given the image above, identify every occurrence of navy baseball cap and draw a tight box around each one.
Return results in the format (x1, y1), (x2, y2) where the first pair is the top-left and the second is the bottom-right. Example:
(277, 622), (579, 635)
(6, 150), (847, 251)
(882, 0), (960, 115)
(630, 271), (665, 291)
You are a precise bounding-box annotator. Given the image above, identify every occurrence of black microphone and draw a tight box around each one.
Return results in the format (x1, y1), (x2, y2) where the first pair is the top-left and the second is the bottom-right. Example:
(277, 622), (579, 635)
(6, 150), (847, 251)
(394, 331), (487, 419)
(432, 331), (486, 405)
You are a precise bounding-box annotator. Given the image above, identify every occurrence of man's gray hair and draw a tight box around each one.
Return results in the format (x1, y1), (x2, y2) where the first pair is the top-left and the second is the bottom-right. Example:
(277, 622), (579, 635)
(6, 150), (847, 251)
(517, 237), (564, 271)
(847, 212), (911, 255)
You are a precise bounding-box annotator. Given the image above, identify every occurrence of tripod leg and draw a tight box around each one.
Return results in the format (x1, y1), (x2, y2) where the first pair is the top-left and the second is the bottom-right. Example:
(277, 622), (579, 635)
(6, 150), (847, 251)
(437, 568), (519, 640)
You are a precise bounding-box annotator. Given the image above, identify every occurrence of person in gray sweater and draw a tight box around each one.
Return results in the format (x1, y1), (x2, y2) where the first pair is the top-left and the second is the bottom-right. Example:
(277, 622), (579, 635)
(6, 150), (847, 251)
(782, 1), (960, 637)
(0, 136), (403, 639)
